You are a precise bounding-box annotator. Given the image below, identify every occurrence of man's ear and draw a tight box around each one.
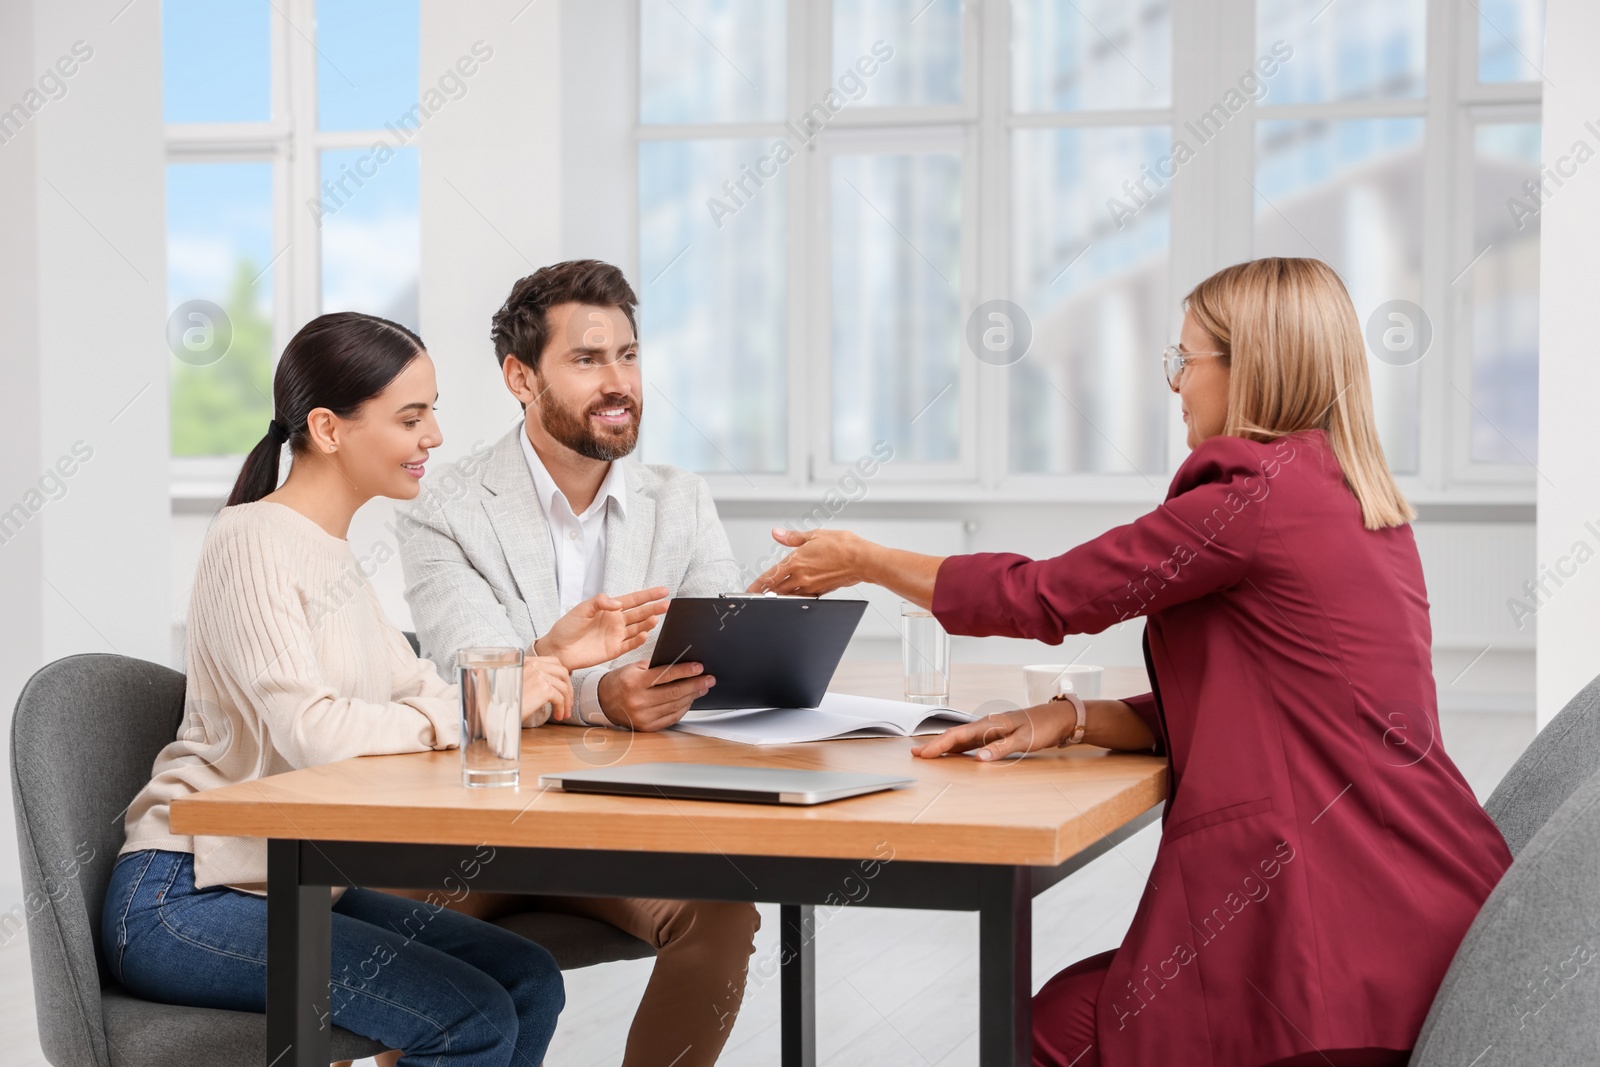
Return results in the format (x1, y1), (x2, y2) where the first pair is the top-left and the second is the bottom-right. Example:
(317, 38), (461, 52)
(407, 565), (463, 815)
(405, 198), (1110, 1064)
(502, 356), (540, 407)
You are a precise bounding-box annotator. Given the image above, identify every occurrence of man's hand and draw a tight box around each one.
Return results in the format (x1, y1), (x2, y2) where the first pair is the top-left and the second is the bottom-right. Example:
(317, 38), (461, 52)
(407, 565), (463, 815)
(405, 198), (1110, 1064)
(534, 586), (670, 671)
(595, 660), (715, 732)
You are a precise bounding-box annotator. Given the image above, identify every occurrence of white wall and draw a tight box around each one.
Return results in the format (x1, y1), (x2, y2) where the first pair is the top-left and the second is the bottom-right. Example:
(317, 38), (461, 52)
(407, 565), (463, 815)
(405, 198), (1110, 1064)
(0, 0), (46, 915)
(0, 0), (169, 901)
(1535, 0), (1600, 728)
(418, 0), (565, 467)
(560, 0), (633, 268)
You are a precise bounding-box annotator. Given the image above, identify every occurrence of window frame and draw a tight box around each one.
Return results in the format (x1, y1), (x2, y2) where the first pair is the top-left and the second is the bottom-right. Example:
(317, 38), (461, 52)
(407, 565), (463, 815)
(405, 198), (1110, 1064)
(1445, 0), (1544, 487)
(811, 123), (982, 483)
(1250, 5), (1439, 494)
(990, 0), (1182, 498)
(632, 0), (1544, 507)
(166, 0), (413, 495)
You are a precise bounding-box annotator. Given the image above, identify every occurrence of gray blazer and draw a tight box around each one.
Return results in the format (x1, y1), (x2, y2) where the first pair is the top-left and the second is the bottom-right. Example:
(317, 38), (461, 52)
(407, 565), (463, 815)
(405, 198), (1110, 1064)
(397, 425), (742, 724)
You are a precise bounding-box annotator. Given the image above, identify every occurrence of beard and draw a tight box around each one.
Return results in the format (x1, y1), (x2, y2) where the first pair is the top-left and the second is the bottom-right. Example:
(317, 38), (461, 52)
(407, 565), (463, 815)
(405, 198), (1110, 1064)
(535, 381), (641, 461)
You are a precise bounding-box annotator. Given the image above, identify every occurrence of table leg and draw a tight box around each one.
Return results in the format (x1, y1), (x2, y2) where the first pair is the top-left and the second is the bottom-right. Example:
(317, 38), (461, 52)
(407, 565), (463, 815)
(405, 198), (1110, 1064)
(267, 838), (332, 1067)
(779, 902), (816, 1067)
(978, 867), (1031, 1067)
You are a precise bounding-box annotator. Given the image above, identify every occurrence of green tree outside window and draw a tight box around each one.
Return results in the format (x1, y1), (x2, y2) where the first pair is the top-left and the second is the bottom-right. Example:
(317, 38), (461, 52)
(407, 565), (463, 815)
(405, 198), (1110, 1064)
(170, 259), (274, 456)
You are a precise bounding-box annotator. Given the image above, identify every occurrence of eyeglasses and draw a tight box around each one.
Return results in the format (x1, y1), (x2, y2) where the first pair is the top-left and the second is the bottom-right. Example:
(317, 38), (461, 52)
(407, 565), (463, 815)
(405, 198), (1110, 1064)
(1161, 344), (1226, 390)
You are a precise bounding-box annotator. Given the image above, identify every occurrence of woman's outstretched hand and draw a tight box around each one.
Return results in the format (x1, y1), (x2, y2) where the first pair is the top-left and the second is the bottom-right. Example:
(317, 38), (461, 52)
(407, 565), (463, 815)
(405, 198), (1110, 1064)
(746, 528), (869, 596)
(910, 704), (1076, 761)
(535, 586), (670, 671)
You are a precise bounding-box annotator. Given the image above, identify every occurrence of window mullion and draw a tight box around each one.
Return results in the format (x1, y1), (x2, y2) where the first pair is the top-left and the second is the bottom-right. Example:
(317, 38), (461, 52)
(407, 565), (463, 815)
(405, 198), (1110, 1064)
(626, 0), (642, 292)
(284, 0), (320, 334)
(1423, 0), (1462, 494)
(1209, 0), (1259, 270)
(803, 0), (833, 485)
(786, 0), (814, 487)
(265, 0), (296, 387)
(1164, 0), (1255, 476)
(977, 0), (1009, 490)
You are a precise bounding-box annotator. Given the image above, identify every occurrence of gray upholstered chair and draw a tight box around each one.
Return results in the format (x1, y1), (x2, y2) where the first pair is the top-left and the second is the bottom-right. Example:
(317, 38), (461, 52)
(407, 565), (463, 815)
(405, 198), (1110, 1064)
(1482, 670), (1600, 856)
(10, 653), (650, 1067)
(10, 653), (385, 1066)
(1409, 764), (1600, 1064)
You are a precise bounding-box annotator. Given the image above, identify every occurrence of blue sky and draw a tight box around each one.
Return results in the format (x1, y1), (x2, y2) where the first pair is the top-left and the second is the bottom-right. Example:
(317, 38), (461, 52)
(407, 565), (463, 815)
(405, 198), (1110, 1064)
(163, 0), (417, 126)
(163, 1), (421, 323)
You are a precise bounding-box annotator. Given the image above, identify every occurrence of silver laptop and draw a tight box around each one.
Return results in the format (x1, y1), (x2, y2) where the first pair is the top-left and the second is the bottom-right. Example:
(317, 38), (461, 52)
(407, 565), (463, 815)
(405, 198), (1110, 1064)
(539, 762), (915, 806)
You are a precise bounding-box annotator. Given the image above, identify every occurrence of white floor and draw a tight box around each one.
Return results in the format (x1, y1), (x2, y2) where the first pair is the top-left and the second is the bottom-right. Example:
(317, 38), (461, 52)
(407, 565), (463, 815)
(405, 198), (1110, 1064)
(2, 712), (1534, 1067)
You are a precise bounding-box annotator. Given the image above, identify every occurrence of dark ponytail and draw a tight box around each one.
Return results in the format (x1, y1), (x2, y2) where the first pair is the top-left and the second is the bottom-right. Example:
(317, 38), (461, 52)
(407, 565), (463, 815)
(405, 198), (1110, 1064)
(227, 312), (426, 507)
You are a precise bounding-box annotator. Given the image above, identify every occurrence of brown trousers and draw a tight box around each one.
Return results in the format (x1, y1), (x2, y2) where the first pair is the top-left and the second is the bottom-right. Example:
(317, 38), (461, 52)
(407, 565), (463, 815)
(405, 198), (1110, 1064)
(366, 890), (759, 1067)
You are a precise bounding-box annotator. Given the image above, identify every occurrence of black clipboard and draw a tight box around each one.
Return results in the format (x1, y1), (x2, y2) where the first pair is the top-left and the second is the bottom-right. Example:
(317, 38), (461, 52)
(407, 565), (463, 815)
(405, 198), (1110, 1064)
(646, 595), (868, 711)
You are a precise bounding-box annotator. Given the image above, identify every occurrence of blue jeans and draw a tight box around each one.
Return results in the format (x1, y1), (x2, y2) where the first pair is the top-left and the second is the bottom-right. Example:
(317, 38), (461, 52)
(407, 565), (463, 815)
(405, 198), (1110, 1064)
(102, 850), (564, 1067)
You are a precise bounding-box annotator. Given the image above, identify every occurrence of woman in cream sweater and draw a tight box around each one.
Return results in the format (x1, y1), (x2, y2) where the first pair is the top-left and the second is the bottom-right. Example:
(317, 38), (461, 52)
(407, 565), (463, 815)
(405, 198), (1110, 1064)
(104, 312), (666, 1067)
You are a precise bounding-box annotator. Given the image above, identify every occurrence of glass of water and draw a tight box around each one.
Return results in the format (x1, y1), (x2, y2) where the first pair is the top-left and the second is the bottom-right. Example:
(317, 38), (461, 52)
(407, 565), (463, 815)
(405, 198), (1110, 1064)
(457, 646), (524, 788)
(901, 602), (950, 707)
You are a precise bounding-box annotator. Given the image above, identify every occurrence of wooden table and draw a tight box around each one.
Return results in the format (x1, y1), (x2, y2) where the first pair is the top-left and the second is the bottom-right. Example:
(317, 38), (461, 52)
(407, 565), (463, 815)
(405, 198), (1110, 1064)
(171, 662), (1165, 1067)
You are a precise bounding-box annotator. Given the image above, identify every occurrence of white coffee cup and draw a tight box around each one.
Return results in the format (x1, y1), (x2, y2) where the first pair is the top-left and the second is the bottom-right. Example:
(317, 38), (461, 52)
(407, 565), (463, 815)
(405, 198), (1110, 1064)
(1023, 663), (1104, 705)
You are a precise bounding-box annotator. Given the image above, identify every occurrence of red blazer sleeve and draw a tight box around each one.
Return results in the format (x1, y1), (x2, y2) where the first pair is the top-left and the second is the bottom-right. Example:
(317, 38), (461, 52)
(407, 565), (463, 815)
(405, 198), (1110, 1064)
(1121, 691), (1164, 755)
(932, 434), (1286, 642)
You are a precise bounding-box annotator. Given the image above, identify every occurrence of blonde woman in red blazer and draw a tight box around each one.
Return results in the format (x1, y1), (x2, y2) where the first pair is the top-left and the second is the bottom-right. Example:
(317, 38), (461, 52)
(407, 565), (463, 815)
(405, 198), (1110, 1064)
(748, 258), (1512, 1067)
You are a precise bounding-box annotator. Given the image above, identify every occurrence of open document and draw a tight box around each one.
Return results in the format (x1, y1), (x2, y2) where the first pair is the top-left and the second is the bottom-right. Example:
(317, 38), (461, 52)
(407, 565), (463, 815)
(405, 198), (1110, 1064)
(672, 692), (978, 746)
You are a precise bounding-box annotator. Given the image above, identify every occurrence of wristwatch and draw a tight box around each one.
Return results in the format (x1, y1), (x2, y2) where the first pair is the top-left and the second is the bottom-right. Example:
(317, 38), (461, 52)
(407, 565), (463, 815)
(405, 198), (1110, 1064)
(1049, 689), (1087, 746)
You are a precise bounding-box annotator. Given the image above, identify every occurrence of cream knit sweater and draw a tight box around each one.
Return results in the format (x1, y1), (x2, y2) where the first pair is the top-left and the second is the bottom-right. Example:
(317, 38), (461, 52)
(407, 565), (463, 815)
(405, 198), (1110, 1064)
(120, 501), (460, 892)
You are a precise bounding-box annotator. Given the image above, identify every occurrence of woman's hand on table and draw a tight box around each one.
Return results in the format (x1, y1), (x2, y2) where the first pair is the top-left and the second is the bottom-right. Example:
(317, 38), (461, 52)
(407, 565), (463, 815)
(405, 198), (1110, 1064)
(911, 703), (1077, 761)
(533, 587), (670, 671)
(522, 655), (574, 724)
(912, 698), (1158, 757)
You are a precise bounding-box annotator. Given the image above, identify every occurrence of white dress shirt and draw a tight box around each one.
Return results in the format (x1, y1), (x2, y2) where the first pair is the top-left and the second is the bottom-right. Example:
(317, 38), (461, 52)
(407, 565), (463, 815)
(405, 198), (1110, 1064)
(520, 432), (628, 723)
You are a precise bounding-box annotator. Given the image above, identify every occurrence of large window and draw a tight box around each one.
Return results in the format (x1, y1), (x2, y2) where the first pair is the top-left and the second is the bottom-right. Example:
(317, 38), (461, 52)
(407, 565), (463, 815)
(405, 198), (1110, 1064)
(635, 3), (791, 478)
(1253, 0), (1430, 473)
(1008, 0), (1174, 479)
(164, 0), (420, 463)
(634, 0), (1547, 500)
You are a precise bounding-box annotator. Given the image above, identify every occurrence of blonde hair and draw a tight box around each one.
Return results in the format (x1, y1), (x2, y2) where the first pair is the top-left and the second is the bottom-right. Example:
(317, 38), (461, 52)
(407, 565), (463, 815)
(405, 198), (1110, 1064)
(1184, 258), (1415, 530)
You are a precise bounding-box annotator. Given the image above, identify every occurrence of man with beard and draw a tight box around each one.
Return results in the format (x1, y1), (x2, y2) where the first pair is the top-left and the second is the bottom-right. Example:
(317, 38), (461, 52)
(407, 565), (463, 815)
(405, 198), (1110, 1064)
(397, 259), (758, 1067)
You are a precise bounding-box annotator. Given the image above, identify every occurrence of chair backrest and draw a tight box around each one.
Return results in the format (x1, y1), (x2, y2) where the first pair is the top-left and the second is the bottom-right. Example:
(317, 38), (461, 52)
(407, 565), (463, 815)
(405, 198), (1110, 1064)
(1482, 670), (1600, 855)
(1410, 764), (1600, 1064)
(10, 654), (187, 1067)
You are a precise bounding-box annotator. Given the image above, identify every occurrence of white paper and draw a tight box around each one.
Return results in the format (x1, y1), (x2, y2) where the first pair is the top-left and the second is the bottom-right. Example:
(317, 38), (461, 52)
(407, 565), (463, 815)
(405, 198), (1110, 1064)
(673, 692), (976, 746)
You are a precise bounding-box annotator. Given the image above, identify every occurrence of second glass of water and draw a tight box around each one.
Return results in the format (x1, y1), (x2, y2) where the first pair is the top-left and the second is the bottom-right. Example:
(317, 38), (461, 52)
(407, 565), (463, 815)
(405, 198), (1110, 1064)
(457, 646), (524, 788)
(901, 602), (950, 707)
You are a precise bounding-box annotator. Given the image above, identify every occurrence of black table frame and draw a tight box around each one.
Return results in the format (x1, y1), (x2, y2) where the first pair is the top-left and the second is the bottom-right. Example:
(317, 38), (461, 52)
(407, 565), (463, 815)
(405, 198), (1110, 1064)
(265, 803), (1160, 1067)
